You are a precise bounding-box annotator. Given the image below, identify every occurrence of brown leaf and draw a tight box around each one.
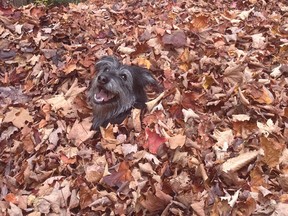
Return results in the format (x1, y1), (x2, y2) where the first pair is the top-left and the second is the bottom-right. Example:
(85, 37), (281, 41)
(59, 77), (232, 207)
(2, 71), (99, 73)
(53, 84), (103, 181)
(248, 85), (274, 105)
(140, 187), (172, 212)
(260, 136), (285, 168)
(3, 107), (33, 128)
(162, 30), (187, 48)
(44, 79), (86, 116)
(168, 134), (186, 149)
(221, 151), (259, 173)
(103, 162), (133, 187)
(63, 63), (77, 74)
(67, 117), (95, 146)
(85, 155), (107, 183)
(191, 200), (205, 216)
(100, 124), (121, 150)
(223, 63), (245, 85)
(131, 108), (142, 132)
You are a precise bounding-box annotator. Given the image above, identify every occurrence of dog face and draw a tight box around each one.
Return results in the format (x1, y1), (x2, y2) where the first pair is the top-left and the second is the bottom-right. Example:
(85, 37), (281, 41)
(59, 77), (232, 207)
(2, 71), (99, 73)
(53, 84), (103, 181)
(88, 56), (159, 129)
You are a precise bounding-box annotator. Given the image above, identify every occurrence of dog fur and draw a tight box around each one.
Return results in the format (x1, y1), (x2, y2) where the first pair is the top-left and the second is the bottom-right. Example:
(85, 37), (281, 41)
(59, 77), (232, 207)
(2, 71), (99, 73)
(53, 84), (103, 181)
(88, 56), (159, 129)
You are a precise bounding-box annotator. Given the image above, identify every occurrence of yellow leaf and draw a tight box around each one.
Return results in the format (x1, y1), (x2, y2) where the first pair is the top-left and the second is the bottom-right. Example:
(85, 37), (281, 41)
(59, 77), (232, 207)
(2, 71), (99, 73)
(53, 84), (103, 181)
(136, 57), (151, 69)
(202, 75), (214, 89)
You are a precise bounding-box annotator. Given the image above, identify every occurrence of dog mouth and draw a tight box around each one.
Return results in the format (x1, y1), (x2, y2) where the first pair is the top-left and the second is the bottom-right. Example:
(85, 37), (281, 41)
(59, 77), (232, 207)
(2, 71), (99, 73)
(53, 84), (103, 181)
(93, 87), (117, 104)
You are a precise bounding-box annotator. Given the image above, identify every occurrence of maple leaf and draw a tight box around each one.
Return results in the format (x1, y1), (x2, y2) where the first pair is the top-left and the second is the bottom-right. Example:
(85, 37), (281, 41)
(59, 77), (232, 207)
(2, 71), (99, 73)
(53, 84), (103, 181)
(67, 117), (95, 146)
(140, 186), (172, 212)
(143, 128), (166, 154)
(102, 162), (133, 187)
(84, 155), (107, 183)
(168, 134), (186, 150)
(182, 108), (199, 122)
(3, 107), (33, 128)
(42, 79), (86, 117)
(257, 119), (281, 137)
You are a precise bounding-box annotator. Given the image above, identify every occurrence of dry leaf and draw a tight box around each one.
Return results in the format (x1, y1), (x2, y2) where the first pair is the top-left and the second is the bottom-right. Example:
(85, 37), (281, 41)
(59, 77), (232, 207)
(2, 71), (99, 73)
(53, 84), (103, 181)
(182, 108), (200, 122)
(257, 119), (281, 137)
(67, 117), (95, 146)
(117, 45), (135, 54)
(260, 136), (285, 168)
(232, 114), (250, 121)
(3, 107), (33, 128)
(168, 134), (186, 149)
(221, 151), (259, 173)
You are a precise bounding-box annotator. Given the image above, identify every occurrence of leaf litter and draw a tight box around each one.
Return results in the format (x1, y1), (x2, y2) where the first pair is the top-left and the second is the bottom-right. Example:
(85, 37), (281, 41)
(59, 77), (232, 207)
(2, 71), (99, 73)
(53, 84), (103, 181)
(0, 0), (288, 215)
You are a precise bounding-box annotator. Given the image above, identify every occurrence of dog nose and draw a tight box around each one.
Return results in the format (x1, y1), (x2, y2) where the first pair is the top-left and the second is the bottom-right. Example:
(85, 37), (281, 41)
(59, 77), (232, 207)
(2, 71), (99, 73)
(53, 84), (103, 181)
(98, 75), (109, 84)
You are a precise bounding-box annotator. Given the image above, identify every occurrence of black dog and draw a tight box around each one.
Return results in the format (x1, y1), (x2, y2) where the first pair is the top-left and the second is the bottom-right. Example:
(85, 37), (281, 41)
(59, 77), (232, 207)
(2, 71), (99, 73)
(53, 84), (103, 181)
(88, 56), (160, 129)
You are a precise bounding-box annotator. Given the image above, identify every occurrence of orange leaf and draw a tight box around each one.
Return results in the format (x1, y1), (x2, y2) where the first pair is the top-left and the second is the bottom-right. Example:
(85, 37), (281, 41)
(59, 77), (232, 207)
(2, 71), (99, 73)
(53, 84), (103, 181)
(5, 193), (18, 204)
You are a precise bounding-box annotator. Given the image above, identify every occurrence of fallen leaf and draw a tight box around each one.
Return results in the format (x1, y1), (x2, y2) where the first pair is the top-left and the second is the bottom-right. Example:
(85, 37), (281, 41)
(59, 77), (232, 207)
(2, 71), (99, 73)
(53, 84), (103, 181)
(257, 119), (281, 137)
(122, 144), (138, 157)
(140, 186), (172, 212)
(103, 162), (133, 187)
(168, 134), (186, 149)
(162, 30), (187, 47)
(117, 45), (135, 54)
(220, 189), (240, 207)
(3, 107), (33, 128)
(135, 57), (152, 69)
(44, 79), (86, 116)
(232, 114), (250, 122)
(138, 162), (155, 174)
(63, 63), (77, 74)
(131, 108), (142, 132)
(144, 128), (166, 154)
(272, 203), (288, 216)
(67, 117), (95, 146)
(237, 7), (254, 20)
(190, 15), (210, 31)
(182, 108), (199, 122)
(238, 87), (250, 105)
(251, 33), (266, 49)
(260, 136), (285, 168)
(191, 200), (205, 216)
(85, 157), (107, 183)
(221, 151), (259, 173)
(251, 86), (274, 104)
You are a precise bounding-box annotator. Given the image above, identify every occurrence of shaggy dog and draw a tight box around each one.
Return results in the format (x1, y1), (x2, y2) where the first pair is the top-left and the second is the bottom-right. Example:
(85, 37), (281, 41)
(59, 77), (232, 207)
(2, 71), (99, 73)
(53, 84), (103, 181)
(88, 56), (160, 129)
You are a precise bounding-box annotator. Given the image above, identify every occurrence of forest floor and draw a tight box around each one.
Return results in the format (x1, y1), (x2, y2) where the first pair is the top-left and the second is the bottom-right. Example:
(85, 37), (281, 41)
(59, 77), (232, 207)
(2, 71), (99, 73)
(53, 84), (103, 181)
(1, 0), (288, 215)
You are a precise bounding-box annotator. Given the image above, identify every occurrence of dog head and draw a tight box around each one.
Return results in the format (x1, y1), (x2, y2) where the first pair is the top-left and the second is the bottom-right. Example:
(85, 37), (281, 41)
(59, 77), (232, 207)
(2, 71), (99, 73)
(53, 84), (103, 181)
(88, 56), (159, 129)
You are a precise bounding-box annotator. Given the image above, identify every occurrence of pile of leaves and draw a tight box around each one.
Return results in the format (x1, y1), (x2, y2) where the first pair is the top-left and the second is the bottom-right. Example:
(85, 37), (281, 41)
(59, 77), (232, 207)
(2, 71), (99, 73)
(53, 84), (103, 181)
(1, 0), (288, 215)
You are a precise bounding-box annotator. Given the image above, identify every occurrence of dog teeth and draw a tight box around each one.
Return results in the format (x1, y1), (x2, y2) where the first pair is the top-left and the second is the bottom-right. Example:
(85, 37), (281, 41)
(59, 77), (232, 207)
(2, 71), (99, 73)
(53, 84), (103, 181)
(94, 94), (104, 102)
(94, 88), (114, 103)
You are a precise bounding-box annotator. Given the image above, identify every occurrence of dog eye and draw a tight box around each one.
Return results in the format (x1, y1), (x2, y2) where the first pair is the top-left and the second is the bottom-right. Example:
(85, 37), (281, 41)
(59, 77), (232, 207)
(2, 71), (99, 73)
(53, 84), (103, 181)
(120, 74), (127, 80)
(103, 67), (110, 73)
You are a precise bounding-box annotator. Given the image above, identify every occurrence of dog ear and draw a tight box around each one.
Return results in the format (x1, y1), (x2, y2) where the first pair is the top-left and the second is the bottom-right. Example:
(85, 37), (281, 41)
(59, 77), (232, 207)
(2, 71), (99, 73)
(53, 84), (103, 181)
(130, 66), (161, 109)
(131, 66), (159, 88)
(95, 56), (120, 70)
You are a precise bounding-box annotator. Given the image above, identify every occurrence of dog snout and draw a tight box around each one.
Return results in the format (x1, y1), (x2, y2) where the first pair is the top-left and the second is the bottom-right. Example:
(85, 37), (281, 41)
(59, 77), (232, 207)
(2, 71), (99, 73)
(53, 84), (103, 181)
(97, 74), (110, 85)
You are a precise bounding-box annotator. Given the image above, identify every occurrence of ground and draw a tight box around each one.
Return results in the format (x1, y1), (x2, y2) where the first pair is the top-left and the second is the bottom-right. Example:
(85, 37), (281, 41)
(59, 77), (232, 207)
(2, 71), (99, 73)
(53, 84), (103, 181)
(0, 0), (288, 215)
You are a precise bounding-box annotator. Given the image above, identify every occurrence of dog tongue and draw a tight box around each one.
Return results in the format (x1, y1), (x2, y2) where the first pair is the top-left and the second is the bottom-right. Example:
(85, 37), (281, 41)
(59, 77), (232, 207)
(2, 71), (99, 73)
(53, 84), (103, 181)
(94, 89), (112, 102)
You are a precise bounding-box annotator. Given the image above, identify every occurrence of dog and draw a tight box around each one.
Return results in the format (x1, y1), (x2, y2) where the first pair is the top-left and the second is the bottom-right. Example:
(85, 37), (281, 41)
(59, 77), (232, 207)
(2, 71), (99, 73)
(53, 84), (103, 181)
(88, 56), (160, 129)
